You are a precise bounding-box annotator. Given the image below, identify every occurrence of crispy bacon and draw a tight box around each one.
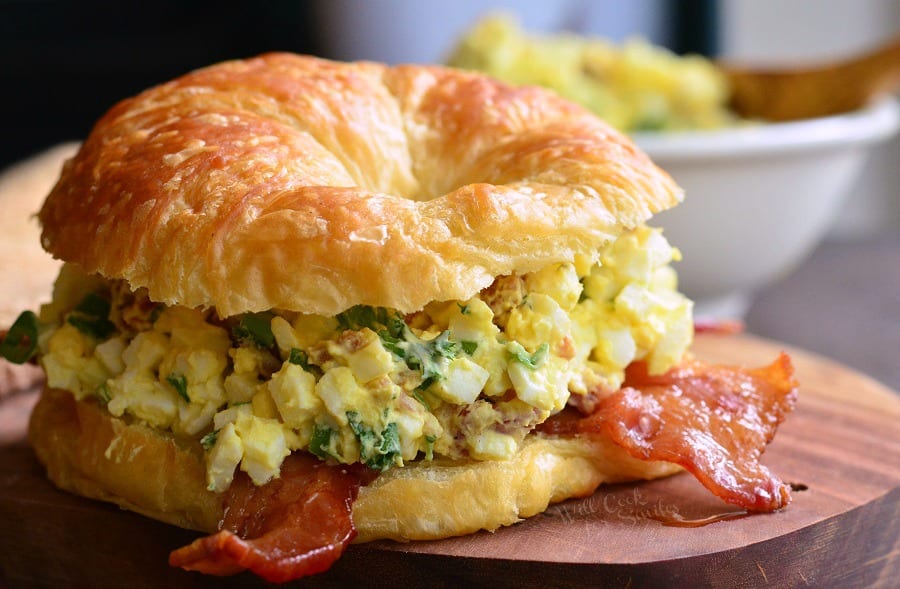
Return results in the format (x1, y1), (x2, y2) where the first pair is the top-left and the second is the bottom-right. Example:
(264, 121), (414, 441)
(169, 453), (374, 583)
(542, 354), (798, 511)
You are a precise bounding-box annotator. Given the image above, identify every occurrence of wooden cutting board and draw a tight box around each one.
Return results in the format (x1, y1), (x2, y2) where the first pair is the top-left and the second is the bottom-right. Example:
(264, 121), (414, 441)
(0, 333), (898, 588)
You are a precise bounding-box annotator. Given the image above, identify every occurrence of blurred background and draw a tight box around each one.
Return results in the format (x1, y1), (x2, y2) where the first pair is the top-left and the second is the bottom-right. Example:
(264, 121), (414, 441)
(1, 0), (898, 389)
(0, 0), (710, 170)
(2, 0), (898, 234)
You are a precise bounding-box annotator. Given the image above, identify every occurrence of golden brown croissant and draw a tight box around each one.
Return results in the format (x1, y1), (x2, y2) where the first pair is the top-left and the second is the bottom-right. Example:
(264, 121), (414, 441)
(38, 53), (680, 317)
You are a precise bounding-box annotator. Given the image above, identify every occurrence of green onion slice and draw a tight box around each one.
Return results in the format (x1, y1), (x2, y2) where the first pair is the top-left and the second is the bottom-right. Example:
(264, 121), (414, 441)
(0, 311), (39, 364)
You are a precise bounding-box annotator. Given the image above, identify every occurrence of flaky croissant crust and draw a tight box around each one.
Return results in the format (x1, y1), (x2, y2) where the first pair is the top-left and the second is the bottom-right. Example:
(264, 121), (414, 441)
(39, 53), (681, 317)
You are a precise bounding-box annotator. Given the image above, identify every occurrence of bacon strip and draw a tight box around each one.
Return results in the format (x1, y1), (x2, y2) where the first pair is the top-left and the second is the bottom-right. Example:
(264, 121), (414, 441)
(543, 354), (798, 511)
(169, 454), (373, 583)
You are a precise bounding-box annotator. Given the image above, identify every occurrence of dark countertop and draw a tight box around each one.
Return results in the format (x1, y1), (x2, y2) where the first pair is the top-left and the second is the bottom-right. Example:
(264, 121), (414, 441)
(745, 232), (900, 393)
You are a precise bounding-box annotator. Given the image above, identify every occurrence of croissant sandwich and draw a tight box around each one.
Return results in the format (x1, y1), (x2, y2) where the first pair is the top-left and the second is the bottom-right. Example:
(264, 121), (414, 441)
(0, 54), (797, 583)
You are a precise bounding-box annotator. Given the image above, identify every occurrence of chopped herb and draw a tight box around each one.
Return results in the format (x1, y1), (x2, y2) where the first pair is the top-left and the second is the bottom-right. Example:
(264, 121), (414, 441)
(457, 303), (470, 315)
(336, 305), (405, 338)
(288, 347), (309, 367)
(345, 411), (366, 433)
(461, 340), (478, 355)
(149, 304), (164, 324)
(74, 292), (110, 317)
(430, 331), (460, 361)
(336, 305), (376, 331)
(200, 430), (219, 450)
(338, 306), (407, 357)
(309, 423), (340, 461)
(412, 388), (432, 411)
(410, 379), (435, 410)
(346, 411), (401, 471)
(402, 331), (460, 382)
(336, 305), (462, 384)
(166, 373), (190, 402)
(67, 315), (116, 340)
(67, 293), (116, 340)
(578, 277), (589, 303)
(378, 332), (405, 358)
(510, 342), (549, 369)
(0, 310), (39, 364)
(424, 434), (437, 461)
(288, 347), (322, 377)
(371, 422), (401, 471)
(232, 312), (275, 349)
(346, 410), (376, 451)
(415, 375), (436, 392)
(95, 383), (112, 404)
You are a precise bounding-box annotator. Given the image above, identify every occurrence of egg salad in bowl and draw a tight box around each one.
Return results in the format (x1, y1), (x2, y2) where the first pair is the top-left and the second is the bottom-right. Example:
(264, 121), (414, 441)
(33, 225), (691, 494)
(447, 13), (735, 133)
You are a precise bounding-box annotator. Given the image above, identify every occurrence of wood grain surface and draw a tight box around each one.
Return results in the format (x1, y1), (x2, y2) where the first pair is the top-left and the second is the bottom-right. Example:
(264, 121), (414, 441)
(0, 333), (897, 589)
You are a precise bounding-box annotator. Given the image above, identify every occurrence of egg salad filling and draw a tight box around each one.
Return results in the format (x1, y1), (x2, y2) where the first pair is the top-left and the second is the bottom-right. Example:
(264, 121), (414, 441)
(447, 13), (736, 132)
(33, 225), (692, 493)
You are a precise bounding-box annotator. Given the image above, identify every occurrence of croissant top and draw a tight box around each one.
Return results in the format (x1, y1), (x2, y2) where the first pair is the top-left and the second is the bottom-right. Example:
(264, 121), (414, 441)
(38, 53), (681, 317)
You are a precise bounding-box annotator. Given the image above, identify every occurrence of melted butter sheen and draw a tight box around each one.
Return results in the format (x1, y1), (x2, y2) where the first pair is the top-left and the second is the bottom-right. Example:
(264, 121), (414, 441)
(37, 225), (693, 492)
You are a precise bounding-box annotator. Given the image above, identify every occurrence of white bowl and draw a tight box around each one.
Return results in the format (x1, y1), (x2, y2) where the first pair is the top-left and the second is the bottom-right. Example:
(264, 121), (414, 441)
(633, 98), (900, 319)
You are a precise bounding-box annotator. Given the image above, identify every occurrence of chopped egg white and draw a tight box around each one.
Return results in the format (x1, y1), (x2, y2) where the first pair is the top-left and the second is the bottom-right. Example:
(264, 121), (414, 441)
(207, 422), (243, 492)
(431, 358), (490, 404)
(267, 362), (321, 430)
